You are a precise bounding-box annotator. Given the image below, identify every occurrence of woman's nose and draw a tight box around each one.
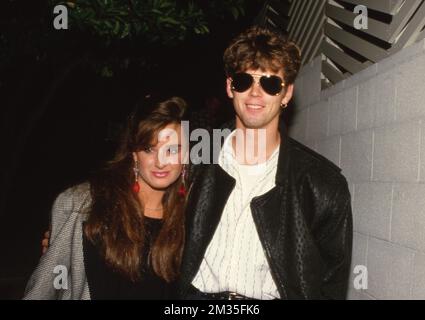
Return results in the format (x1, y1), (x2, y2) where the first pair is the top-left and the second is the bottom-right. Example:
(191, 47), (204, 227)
(155, 146), (171, 168)
(155, 153), (166, 168)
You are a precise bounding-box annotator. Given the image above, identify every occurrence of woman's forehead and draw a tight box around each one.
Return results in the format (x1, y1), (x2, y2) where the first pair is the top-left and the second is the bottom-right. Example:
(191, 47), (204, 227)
(152, 123), (182, 146)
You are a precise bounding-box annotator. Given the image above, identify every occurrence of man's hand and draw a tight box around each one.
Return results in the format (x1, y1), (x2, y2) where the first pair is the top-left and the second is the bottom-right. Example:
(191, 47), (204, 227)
(41, 231), (50, 254)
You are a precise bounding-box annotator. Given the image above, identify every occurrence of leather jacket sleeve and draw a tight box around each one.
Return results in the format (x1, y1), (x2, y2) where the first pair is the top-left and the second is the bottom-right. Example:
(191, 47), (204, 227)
(314, 177), (353, 299)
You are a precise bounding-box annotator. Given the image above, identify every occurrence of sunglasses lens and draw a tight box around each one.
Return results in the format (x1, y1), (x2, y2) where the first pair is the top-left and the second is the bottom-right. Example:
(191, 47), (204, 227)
(260, 76), (283, 95)
(231, 73), (253, 92)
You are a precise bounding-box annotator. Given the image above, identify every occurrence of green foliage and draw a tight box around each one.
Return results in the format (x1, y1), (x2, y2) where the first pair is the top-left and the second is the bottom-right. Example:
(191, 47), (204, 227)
(1, 0), (255, 77)
(50, 0), (248, 45)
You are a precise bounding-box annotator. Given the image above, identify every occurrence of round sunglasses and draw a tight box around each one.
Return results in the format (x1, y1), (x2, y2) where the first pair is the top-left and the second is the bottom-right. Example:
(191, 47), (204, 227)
(230, 72), (285, 96)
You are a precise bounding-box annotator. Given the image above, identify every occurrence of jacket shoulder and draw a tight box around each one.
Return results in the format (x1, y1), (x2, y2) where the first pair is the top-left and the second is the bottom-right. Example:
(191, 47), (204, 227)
(53, 182), (92, 215)
(286, 138), (349, 199)
(288, 138), (342, 176)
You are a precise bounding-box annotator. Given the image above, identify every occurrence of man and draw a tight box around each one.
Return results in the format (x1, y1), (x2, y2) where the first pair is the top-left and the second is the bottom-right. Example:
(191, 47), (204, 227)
(179, 26), (353, 300)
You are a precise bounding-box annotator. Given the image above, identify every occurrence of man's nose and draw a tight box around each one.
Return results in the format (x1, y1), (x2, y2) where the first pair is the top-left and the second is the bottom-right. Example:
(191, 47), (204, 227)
(249, 80), (262, 96)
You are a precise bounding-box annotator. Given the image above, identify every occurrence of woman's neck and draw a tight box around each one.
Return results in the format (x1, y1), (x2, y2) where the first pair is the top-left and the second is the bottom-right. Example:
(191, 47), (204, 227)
(137, 183), (165, 218)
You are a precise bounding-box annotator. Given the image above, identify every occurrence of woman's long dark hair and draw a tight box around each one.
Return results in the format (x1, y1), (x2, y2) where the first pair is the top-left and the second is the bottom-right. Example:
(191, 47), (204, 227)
(84, 96), (188, 283)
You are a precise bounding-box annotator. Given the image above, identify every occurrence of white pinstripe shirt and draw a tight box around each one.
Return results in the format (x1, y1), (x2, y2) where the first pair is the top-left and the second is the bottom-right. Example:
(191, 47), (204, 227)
(192, 131), (281, 300)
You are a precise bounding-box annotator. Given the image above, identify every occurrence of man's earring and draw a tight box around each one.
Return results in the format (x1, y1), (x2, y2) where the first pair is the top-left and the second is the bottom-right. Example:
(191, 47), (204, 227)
(132, 160), (140, 193)
(281, 103), (288, 109)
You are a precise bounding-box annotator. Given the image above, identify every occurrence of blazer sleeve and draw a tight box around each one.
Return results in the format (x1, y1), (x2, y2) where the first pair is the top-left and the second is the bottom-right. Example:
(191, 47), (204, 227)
(23, 183), (91, 300)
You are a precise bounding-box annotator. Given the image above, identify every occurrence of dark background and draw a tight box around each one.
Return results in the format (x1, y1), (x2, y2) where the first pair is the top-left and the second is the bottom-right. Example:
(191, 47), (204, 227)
(0, 0), (265, 298)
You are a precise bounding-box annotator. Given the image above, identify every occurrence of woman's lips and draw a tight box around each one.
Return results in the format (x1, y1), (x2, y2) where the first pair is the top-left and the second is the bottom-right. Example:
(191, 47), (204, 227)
(152, 171), (170, 178)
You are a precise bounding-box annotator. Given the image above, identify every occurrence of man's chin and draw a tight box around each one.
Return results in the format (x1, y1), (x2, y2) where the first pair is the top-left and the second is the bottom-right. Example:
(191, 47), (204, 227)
(240, 119), (267, 129)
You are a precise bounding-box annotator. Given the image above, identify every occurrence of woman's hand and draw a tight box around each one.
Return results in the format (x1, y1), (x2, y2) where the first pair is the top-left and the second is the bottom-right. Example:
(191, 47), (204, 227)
(41, 231), (50, 254)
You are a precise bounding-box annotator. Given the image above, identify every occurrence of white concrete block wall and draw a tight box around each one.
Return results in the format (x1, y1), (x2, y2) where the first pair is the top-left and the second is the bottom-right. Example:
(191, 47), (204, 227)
(288, 39), (425, 299)
(392, 184), (425, 252)
(396, 54), (425, 123)
(357, 72), (397, 130)
(412, 253), (425, 298)
(340, 130), (373, 182)
(307, 101), (329, 140)
(316, 135), (341, 167)
(367, 238), (414, 300)
(373, 121), (421, 182)
(353, 182), (392, 241)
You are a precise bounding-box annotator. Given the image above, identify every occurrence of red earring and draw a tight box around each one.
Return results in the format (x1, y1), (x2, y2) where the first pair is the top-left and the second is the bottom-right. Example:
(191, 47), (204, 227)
(178, 166), (187, 197)
(178, 185), (187, 197)
(132, 160), (140, 193)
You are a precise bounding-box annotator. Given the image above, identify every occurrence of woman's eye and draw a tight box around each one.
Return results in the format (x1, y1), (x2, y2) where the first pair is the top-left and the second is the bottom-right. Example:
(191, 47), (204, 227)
(167, 146), (179, 154)
(143, 147), (154, 153)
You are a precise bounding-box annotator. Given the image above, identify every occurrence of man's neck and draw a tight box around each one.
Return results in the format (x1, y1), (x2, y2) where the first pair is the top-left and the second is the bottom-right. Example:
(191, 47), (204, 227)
(233, 119), (281, 165)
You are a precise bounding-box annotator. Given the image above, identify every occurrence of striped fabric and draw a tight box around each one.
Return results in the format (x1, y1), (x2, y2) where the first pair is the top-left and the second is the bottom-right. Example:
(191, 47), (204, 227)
(192, 131), (281, 300)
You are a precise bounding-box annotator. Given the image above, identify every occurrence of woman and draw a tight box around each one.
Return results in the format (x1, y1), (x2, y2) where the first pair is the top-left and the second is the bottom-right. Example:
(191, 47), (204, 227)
(24, 96), (189, 299)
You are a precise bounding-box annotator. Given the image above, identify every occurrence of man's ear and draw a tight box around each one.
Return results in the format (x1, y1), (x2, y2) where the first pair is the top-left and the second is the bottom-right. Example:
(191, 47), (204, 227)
(281, 84), (294, 105)
(226, 78), (234, 99)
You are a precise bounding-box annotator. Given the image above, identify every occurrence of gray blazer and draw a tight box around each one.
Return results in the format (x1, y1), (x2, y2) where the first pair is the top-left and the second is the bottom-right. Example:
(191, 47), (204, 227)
(23, 183), (92, 300)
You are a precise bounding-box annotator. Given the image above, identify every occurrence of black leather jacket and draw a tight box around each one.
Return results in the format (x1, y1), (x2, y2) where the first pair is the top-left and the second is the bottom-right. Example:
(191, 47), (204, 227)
(179, 122), (353, 299)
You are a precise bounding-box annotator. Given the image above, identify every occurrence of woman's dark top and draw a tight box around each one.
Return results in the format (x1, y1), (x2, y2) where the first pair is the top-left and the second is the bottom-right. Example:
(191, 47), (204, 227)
(83, 216), (175, 299)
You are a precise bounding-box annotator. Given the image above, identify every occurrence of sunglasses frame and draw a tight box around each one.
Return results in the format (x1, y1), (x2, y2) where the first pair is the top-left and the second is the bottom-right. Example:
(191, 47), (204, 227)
(230, 72), (286, 96)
